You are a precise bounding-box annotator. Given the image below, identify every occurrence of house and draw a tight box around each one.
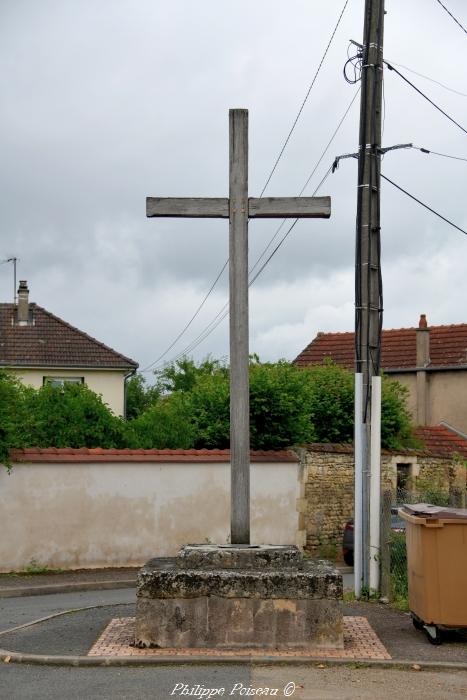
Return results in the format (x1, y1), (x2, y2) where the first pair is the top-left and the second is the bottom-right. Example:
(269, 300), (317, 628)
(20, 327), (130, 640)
(294, 314), (467, 435)
(0, 281), (138, 415)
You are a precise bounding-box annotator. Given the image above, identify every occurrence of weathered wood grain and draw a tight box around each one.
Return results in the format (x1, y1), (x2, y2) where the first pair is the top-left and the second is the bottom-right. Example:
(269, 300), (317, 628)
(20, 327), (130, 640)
(229, 108), (250, 545)
(146, 197), (229, 218)
(248, 196), (331, 219)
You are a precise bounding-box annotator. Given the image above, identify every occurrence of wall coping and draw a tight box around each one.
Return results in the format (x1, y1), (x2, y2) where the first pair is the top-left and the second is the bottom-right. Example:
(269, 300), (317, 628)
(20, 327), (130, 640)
(9, 447), (299, 464)
(295, 443), (455, 460)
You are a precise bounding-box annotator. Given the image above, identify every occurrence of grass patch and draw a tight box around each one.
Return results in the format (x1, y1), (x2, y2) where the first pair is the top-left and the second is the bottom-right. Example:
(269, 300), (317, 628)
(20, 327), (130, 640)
(4, 559), (66, 577)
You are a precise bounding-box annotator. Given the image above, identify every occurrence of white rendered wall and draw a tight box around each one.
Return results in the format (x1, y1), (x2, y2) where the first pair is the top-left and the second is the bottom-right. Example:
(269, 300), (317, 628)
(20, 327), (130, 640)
(0, 460), (301, 571)
(13, 368), (126, 416)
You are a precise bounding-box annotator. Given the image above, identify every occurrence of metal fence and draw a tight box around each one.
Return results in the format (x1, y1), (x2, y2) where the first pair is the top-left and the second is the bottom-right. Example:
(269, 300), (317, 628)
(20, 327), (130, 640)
(380, 486), (461, 604)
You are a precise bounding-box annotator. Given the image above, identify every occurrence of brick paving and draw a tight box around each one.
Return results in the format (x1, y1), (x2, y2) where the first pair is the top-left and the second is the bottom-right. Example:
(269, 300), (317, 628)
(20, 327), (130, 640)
(88, 616), (391, 659)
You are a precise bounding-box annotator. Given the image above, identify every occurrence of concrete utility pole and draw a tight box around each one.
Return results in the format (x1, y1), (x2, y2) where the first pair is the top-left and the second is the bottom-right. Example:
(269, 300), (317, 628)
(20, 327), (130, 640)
(355, 0), (385, 590)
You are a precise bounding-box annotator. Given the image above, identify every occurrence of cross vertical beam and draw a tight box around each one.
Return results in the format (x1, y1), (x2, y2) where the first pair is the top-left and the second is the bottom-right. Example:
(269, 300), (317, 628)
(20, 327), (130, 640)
(229, 109), (250, 544)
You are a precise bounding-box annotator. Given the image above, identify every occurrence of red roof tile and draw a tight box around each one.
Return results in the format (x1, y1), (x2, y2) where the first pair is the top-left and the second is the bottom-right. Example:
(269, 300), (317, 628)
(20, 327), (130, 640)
(9, 448), (299, 464)
(294, 323), (467, 371)
(0, 303), (137, 370)
(413, 426), (467, 459)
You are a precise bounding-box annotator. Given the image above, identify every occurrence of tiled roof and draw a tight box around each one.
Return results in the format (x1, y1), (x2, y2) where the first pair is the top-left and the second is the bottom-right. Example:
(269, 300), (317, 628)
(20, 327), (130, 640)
(413, 426), (467, 459)
(0, 303), (138, 370)
(10, 447), (299, 463)
(294, 323), (467, 371)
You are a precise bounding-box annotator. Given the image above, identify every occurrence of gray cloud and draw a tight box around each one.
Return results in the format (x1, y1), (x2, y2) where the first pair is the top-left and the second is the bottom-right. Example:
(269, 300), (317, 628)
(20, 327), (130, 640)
(1, 0), (466, 372)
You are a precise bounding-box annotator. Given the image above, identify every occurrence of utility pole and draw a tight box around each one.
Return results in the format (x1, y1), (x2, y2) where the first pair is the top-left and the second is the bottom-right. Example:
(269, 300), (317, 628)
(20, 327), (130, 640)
(355, 0), (385, 592)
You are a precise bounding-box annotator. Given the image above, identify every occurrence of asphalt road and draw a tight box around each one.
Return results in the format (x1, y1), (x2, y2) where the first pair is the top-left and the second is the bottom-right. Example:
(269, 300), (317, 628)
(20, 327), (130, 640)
(2, 588), (467, 700)
(2, 662), (467, 700)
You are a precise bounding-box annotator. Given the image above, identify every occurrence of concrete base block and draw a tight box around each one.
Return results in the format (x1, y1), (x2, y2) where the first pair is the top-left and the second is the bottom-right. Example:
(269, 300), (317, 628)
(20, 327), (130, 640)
(135, 545), (343, 650)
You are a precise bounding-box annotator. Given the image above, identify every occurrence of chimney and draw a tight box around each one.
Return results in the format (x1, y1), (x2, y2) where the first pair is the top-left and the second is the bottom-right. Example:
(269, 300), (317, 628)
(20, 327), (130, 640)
(416, 314), (430, 425)
(416, 314), (430, 367)
(17, 280), (30, 325)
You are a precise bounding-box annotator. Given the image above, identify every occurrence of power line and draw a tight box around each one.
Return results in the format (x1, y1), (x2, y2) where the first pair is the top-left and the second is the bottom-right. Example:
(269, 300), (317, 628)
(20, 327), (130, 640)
(381, 173), (467, 235)
(385, 60), (467, 98)
(146, 89), (359, 371)
(435, 0), (467, 34)
(259, 0), (350, 197)
(141, 260), (228, 372)
(385, 61), (467, 134)
(141, 5), (351, 373)
(250, 87), (360, 277)
(149, 166), (334, 371)
(415, 146), (467, 162)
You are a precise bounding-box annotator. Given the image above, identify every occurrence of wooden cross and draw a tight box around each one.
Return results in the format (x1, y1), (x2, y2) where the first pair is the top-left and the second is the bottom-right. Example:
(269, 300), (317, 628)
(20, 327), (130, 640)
(147, 109), (331, 545)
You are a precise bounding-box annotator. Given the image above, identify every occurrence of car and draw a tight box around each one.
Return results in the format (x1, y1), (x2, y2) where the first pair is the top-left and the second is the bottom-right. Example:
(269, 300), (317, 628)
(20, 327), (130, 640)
(342, 507), (406, 566)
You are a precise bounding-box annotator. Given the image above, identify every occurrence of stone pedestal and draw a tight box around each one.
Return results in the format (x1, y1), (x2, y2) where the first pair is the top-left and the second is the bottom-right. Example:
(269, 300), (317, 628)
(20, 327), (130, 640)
(135, 545), (343, 650)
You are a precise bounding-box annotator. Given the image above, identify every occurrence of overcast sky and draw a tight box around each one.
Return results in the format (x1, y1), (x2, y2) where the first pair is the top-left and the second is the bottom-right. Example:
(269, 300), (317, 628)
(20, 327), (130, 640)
(1, 0), (466, 375)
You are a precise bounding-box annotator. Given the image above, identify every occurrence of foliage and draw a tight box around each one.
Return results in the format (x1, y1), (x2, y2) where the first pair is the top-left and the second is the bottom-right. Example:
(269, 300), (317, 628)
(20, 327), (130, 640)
(131, 357), (415, 451)
(249, 360), (316, 449)
(304, 361), (354, 444)
(128, 394), (195, 449)
(125, 373), (160, 420)
(13, 381), (127, 451)
(380, 377), (415, 450)
(154, 356), (229, 394)
(0, 356), (416, 460)
(0, 370), (30, 465)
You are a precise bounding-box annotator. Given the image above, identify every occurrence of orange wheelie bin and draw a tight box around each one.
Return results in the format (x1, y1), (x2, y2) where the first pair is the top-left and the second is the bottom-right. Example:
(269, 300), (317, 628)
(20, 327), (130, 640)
(399, 503), (467, 645)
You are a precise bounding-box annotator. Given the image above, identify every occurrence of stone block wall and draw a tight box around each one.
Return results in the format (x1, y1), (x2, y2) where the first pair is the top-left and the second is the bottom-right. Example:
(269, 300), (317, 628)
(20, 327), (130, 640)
(297, 445), (466, 559)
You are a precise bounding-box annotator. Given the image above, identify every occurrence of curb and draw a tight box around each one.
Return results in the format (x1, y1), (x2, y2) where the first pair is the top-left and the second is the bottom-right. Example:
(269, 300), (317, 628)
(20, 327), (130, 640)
(0, 580), (136, 599)
(2, 647), (467, 670)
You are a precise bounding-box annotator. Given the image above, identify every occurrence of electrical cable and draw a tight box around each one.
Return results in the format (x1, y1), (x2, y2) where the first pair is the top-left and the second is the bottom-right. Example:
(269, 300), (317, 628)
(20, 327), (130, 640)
(381, 173), (467, 235)
(435, 0), (467, 35)
(141, 260), (228, 372)
(259, 0), (349, 197)
(149, 166), (334, 369)
(415, 146), (467, 162)
(143, 88), (359, 372)
(140, 3), (351, 372)
(250, 87), (360, 277)
(385, 60), (467, 98)
(385, 61), (467, 134)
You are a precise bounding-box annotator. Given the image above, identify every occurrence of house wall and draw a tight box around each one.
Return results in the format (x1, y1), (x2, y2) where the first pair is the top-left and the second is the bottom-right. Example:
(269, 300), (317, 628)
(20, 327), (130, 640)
(298, 447), (466, 558)
(388, 370), (467, 433)
(428, 371), (467, 433)
(0, 459), (303, 572)
(389, 372), (417, 421)
(13, 368), (126, 416)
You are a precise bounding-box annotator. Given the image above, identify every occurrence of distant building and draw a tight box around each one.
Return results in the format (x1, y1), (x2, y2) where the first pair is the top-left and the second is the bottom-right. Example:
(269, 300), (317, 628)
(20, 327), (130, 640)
(294, 314), (467, 435)
(0, 281), (138, 415)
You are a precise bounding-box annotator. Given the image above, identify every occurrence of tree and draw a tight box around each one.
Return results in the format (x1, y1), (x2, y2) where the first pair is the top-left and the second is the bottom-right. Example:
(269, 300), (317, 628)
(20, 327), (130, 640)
(153, 356), (228, 394)
(0, 370), (30, 464)
(20, 383), (127, 449)
(135, 356), (415, 451)
(125, 373), (160, 420)
(128, 393), (195, 449)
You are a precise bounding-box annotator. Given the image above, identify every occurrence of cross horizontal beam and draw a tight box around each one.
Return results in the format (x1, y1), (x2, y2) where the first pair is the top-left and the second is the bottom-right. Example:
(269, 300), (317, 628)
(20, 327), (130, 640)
(146, 196), (331, 220)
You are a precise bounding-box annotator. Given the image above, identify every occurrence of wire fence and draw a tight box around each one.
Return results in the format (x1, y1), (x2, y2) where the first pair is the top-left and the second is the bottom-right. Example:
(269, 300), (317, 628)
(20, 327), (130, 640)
(380, 485), (464, 605)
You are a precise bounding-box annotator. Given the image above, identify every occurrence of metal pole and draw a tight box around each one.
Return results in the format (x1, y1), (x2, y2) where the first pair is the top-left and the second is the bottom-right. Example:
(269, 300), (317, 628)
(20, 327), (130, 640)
(354, 373), (364, 598)
(355, 0), (385, 590)
(229, 109), (250, 544)
(369, 375), (382, 591)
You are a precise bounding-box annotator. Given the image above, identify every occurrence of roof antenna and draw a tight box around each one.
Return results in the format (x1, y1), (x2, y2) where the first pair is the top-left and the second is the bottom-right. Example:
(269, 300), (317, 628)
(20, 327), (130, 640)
(4, 257), (18, 304)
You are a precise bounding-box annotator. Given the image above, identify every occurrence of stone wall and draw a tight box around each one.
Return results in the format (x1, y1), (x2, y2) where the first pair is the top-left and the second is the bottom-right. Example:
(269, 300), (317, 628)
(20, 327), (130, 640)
(297, 445), (466, 558)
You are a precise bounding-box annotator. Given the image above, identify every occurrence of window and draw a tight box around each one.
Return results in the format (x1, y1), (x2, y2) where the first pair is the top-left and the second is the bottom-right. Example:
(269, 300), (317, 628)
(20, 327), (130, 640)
(43, 377), (84, 388)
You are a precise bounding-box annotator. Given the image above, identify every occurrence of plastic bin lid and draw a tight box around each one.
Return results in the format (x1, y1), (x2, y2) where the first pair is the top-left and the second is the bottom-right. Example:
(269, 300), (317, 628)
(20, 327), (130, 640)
(401, 503), (467, 520)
